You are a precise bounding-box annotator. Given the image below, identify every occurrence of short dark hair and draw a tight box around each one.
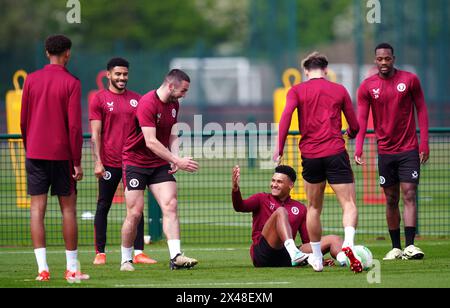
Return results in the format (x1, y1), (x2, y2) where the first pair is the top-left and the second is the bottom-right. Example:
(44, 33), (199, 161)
(302, 52), (329, 70)
(375, 43), (394, 55)
(107, 57), (130, 71)
(275, 165), (297, 183)
(45, 35), (72, 55)
(165, 69), (190, 84)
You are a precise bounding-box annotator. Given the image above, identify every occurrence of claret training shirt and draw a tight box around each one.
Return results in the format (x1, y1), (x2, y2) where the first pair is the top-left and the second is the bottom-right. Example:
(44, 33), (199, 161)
(122, 90), (179, 168)
(277, 78), (359, 159)
(355, 70), (429, 156)
(20, 64), (82, 166)
(232, 190), (310, 259)
(89, 89), (141, 168)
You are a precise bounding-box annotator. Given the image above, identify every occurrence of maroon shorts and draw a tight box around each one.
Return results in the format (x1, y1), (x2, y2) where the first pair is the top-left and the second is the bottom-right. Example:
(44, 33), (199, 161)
(25, 159), (76, 196)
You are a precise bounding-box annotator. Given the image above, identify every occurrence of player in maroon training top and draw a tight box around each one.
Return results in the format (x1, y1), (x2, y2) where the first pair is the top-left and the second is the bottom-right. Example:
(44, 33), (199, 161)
(89, 58), (156, 266)
(232, 165), (347, 268)
(355, 43), (429, 261)
(20, 35), (88, 282)
(120, 69), (199, 272)
(274, 52), (362, 273)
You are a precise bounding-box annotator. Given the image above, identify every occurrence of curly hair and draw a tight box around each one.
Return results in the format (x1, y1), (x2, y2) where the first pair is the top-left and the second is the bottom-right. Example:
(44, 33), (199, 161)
(45, 35), (72, 56)
(107, 58), (130, 70)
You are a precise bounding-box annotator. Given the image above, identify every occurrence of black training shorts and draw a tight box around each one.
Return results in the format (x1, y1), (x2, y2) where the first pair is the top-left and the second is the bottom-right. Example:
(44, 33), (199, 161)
(25, 159), (76, 196)
(124, 164), (176, 191)
(302, 151), (354, 184)
(252, 236), (291, 267)
(378, 150), (420, 187)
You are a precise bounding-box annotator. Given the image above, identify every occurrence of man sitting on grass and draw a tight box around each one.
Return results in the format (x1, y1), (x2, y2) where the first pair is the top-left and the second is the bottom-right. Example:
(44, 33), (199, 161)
(231, 165), (347, 268)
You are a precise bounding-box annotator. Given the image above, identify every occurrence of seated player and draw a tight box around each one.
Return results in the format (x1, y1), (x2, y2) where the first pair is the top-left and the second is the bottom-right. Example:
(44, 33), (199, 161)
(231, 165), (348, 268)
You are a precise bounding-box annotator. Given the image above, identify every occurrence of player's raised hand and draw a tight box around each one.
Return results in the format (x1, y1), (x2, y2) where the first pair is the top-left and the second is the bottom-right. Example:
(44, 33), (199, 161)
(94, 161), (106, 179)
(272, 144), (282, 166)
(273, 153), (282, 166)
(232, 165), (240, 192)
(354, 154), (365, 166)
(175, 157), (199, 173)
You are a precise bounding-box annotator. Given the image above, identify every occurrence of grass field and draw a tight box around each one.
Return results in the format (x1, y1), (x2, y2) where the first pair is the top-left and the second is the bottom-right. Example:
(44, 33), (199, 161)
(1, 239), (450, 288)
(1, 144), (449, 246)
(1, 135), (450, 290)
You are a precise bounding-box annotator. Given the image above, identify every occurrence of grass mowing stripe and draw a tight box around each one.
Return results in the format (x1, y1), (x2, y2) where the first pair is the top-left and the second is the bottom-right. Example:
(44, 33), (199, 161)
(114, 282), (291, 288)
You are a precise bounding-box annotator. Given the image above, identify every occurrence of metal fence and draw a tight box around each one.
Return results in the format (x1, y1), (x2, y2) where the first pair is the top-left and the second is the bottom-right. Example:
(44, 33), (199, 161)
(1, 129), (449, 247)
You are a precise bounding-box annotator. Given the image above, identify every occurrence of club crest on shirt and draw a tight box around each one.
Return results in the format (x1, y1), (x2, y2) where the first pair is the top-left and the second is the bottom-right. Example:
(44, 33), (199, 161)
(372, 88), (380, 99)
(157, 113), (162, 124)
(172, 109), (177, 118)
(107, 102), (114, 112)
(397, 83), (407, 93)
(130, 99), (138, 108)
(291, 207), (300, 215)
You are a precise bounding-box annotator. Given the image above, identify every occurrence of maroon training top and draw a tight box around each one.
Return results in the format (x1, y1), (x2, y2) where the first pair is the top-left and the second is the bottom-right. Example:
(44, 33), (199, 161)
(277, 78), (359, 159)
(89, 89), (141, 168)
(232, 190), (310, 259)
(122, 90), (179, 168)
(20, 64), (82, 166)
(355, 70), (429, 156)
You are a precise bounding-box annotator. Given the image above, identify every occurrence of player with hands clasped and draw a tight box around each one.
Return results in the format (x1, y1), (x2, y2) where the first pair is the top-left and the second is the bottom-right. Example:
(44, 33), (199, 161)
(120, 69), (199, 272)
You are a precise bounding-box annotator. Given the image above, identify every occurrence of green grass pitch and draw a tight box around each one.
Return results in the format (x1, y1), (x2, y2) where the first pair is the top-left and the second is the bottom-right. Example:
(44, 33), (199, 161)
(1, 239), (450, 288)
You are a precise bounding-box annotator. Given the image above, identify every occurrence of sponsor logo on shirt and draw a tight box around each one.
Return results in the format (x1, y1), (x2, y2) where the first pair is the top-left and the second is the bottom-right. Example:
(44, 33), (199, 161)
(291, 207), (299, 215)
(380, 176), (386, 185)
(129, 179), (140, 188)
(130, 99), (138, 108)
(107, 102), (114, 112)
(103, 171), (112, 181)
(397, 83), (407, 93)
(412, 171), (419, 180)
(269, 202), (275, 211)
(172, 109), (177, 118)
(372, 88), (380, 99)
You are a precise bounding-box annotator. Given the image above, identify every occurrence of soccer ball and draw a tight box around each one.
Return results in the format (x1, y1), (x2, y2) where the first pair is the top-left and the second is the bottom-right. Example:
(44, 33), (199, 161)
(345, 245), (373, 270)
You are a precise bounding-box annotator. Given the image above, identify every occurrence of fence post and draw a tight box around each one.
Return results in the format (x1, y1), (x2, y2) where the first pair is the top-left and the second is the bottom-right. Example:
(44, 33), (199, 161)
(148, 193), (163, 242)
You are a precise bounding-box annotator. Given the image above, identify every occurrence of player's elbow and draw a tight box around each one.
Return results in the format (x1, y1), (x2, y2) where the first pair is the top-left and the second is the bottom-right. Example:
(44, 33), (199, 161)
(145, 138), (158, 151)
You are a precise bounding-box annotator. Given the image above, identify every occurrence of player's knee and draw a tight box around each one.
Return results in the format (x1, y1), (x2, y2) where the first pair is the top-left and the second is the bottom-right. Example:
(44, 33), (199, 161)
(128, 209), (143, 224)
(164, 198), (178, 211)
(30, 207), (46, 220)
(61, 207), (77, 218)
(327, 235), (342, 244)
(402, 189), (417, 204)
(275, 207), (288, 216)
(161, 199), (178, 219)
(385, 192), (400, 206)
